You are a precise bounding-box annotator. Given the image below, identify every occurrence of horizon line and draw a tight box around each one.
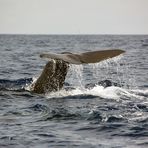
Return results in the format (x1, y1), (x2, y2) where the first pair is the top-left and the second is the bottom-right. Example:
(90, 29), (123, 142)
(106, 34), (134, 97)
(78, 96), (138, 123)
(0, 33), (148, 36)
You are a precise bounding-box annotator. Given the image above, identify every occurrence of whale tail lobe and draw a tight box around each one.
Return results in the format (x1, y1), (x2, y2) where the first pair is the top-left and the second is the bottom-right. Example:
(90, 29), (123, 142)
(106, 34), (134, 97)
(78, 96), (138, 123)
(40, 49), (125, 64)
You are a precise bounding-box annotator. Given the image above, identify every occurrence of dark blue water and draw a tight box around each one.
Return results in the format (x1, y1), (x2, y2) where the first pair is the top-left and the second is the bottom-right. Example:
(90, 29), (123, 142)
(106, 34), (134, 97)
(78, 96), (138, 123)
(0, 35), (148, 148)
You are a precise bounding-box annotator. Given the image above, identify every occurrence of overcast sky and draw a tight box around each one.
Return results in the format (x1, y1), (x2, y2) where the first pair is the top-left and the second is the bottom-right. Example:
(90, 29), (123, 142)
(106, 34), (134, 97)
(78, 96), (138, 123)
(0, 0), (148, 34)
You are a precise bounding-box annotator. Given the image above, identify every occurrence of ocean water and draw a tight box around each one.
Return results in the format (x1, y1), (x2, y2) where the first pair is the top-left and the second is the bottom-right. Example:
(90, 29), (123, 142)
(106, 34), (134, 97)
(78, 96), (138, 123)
(0, 35), (148, 148)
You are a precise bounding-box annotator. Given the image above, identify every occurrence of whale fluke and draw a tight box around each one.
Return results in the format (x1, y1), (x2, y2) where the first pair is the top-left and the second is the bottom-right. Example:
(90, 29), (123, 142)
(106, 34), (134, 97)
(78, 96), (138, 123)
(32, 49), (125, 94)
(40, 49), (125, 64)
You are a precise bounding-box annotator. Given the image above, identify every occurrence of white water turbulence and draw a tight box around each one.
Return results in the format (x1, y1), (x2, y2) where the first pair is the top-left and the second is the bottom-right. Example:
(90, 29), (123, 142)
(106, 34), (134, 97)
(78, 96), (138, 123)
(46, 55), (141, 101)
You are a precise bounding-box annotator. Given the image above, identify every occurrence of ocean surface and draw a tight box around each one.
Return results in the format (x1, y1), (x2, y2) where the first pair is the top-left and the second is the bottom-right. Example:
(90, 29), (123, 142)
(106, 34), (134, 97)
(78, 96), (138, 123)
(0, 35), (148, 148)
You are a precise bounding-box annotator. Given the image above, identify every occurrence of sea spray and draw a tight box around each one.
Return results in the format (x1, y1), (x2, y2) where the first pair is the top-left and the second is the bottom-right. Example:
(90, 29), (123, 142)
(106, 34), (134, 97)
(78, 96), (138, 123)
(67, 64), (84, 89)
(66, 55), (134, 89)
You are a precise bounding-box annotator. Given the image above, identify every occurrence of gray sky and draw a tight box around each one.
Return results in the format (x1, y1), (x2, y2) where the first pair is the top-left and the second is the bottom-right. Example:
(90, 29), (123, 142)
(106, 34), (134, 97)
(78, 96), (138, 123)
(0, 0), (148, 34)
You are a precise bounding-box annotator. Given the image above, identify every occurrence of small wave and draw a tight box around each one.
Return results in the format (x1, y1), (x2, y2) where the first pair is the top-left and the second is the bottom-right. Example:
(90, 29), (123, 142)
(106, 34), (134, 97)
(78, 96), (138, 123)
(119, 126), (148, 137)
(0, 78), (33, 91)
(131, 89), (148, 98)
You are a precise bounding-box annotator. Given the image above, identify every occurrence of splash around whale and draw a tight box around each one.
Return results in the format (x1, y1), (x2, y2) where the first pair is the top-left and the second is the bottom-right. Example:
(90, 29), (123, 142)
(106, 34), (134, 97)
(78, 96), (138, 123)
(31, 49), (125, 94)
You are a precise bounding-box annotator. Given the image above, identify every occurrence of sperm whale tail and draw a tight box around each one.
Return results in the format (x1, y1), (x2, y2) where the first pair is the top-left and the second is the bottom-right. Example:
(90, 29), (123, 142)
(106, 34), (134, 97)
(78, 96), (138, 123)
(40, 49), (125, 64)
(32, 49), (125, 94)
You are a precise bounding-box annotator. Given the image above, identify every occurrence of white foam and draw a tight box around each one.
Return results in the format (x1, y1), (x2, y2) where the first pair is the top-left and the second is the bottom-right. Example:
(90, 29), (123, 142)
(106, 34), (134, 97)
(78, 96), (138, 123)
(45, 85), (133, 101)
(44, 82), (148, 102)
(25, 76), (38, 91)
(130, 89), (148, 100)
(131, 89), (148, 95)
